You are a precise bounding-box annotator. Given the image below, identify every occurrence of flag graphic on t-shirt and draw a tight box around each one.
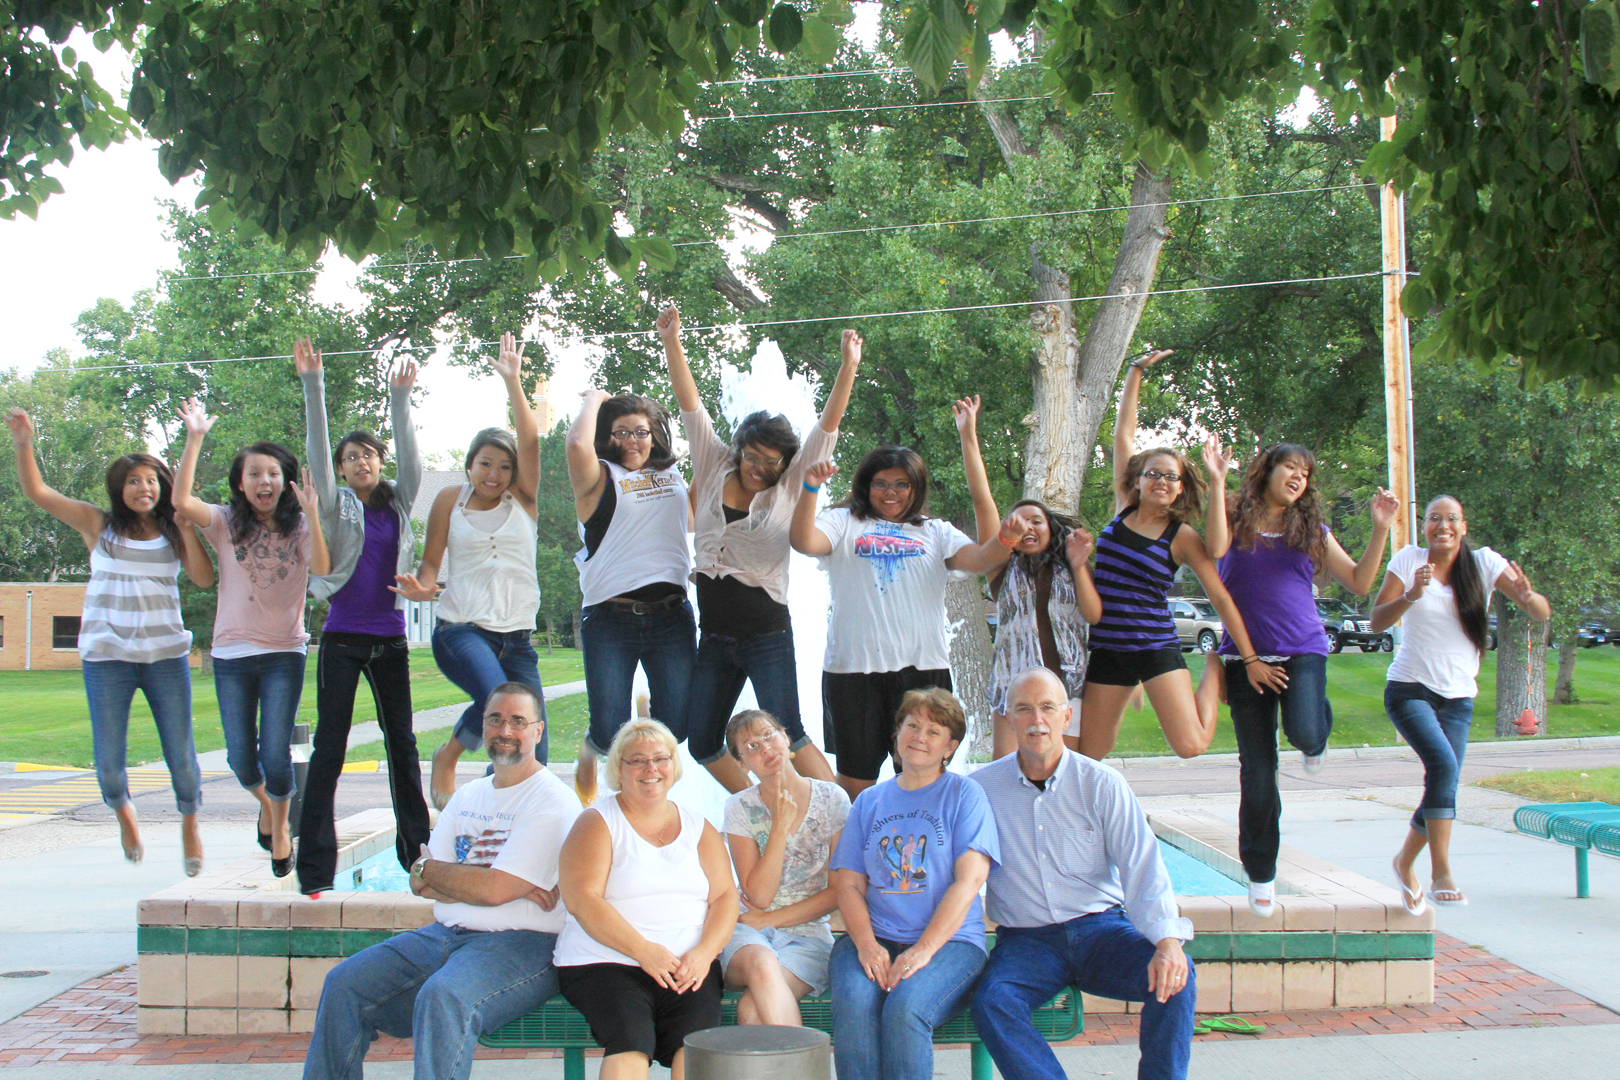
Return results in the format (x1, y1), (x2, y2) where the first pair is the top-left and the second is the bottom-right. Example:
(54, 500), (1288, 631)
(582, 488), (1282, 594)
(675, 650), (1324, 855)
(854, 523), (926, 590)
(455, 828), (510, 866)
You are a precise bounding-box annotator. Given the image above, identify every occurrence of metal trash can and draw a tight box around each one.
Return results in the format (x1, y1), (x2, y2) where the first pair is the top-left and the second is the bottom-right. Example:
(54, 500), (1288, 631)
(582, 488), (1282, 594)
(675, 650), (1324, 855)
(684, 1025), (830, 1080)
(287, 722), (311, 833)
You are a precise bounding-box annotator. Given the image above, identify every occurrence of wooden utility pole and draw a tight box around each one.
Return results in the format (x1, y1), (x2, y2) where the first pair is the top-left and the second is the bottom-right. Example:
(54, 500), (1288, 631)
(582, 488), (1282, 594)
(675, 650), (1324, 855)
(1380, 112), (1417, 550)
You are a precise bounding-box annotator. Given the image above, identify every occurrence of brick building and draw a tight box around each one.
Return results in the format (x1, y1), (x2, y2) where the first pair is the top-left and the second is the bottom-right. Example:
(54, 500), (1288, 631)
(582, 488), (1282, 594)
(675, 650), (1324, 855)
(0, 582), (89, 671)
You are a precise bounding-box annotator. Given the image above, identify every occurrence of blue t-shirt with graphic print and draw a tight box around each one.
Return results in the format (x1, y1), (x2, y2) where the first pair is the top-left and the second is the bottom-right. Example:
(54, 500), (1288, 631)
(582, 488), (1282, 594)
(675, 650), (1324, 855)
(830, 770), (999, 951)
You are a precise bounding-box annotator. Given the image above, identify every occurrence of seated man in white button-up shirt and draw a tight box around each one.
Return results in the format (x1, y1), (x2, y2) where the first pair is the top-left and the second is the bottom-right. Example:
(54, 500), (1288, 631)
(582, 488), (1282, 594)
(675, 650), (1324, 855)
(970, 668), (1196, 1080)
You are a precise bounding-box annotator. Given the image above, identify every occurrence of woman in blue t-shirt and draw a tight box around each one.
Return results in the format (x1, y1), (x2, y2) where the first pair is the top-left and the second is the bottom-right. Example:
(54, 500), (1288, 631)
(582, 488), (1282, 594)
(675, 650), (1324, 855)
(828, 688), (999, 1080)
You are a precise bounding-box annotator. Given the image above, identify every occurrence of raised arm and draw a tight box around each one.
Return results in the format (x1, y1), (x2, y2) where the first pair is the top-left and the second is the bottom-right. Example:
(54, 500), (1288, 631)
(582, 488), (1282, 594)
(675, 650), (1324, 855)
(790, 461), (836, 557)
(388, 356), (423, 511)
(491, 332), (541, 508)
(817, 330), (863, 434)
(944, 506), (1032, 575)
(1369, 565), (1423, 633)
(294, 339), (338, 511)
(656, 305), (703, 415)
(6, 408), (107, 548)
(566, 389), (610, 522)
(1496, 561), (1551, 622)
(290, 469), (332, 577)
(953, 395), (1000, 544)
(1113, 349), (1172, 512)
(558, 810), (684, 990)
(390, 486), (454, 602)
(1323, 488), (1397, 595)
(171, 398), (217, 528)
(1066, 526), (1105, 625)
(1174, 526), (1287, 694)
(1200, 435), (1232, 559)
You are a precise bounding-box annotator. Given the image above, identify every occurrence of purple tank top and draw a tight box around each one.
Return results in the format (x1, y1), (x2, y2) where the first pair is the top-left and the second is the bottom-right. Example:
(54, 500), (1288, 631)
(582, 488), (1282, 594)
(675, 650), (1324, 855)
(323, 504), (406, 636)
(1217, 533), (1328, 657)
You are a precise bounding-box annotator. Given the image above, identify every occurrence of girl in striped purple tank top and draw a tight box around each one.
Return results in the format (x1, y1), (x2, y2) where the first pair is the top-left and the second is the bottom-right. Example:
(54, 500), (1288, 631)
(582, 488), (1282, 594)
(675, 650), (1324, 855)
(1075, 351), (1285, 761)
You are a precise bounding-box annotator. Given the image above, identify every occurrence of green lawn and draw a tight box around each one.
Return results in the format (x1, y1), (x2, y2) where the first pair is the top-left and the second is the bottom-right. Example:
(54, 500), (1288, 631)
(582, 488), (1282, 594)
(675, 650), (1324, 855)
(0, 646), (584, 769)
(1475, 767), (1620, 804)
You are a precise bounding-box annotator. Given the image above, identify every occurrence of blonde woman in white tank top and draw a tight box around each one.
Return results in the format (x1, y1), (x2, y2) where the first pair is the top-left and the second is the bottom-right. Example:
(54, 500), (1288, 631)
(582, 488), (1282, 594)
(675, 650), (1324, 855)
(7, 408), (215, 874)
(393, 333), (549, 808)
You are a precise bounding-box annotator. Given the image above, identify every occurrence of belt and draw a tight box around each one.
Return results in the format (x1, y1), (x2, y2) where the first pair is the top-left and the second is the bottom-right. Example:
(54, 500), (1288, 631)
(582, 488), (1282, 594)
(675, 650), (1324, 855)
(603, 594), (685, 615)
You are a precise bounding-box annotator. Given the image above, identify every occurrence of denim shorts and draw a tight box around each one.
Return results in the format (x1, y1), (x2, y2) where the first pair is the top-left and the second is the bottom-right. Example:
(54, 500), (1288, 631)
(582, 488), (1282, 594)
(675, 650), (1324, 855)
(721, 922), (835, 996)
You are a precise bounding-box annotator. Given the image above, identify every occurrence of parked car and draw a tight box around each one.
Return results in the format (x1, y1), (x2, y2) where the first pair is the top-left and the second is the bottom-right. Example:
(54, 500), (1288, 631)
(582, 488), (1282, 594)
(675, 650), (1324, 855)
(1170, 597), (1224, 653)
(1578, 622), (1610, 648)
(1315, 598), (1393, 653)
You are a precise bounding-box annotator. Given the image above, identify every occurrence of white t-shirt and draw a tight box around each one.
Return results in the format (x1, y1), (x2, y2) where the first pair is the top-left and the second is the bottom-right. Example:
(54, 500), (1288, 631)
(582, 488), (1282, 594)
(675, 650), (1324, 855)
(1384, 544), (1510, 699)
(427, 767), (582, 933)
(815, 508), (974, 673)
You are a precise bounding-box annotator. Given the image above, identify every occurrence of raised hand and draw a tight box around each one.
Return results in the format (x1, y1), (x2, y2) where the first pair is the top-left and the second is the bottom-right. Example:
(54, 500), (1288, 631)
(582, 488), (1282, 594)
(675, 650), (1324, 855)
(952, 395), (982, 438)
(655, 304), (681, 341)
(1369, 487), (1399, 529)
(840, 328), (863, 366)
(1405, 563), (1434, 601)
(581, 387), (612, 407)
(772, 777), (798, 825)
(997, 505), (1040, 549)
(1500, 561), (1537, 605)
(1066, 525), (1096, 565)
(5, 407), (34, 444)
(491, 331), (526, 383)
(389, 355), (419, 391)
(1201, 434), (1231, 487)
(389, 572), (441, 603)
(1135, 347), (1174, 370)
(290, 469), (320, 517)
(293, 337), (322, 375)
(804, 461), (838, 490)
(176, 397), (215, 439)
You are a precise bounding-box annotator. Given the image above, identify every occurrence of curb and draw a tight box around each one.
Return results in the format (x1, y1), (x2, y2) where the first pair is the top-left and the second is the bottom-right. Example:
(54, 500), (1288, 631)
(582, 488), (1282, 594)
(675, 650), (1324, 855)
(1102, 734), (1620, 770)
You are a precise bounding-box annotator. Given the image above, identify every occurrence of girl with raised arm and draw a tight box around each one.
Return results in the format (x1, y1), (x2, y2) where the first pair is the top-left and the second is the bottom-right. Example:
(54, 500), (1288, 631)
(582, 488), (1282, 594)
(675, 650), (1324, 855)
(172, 400), (330, 877)
(659, 305), (858, 793)
(789, 402), (1034, 799)
(7, 408), (213, 874)
(294, 340), (431, 897)
(392, 333), (550, 807)
(1077, 349), (1285, 761)
(566, 378), (694, 805)
(1370, 495), (1548, 912)
(1201, 442), (1397, 916)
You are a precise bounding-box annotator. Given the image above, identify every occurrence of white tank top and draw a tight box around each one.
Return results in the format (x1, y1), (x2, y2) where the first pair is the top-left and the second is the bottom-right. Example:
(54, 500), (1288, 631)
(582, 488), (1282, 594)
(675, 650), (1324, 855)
(575, 460), (691, 608)
(434, 485), (540, 633)
(553, 795), (709, 967)
(80, 528), (192, 664)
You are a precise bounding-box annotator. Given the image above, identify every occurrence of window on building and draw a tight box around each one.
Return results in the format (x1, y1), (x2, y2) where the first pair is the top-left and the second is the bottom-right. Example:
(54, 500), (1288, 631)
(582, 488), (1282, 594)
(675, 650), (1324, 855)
(52, 616), (81, 650)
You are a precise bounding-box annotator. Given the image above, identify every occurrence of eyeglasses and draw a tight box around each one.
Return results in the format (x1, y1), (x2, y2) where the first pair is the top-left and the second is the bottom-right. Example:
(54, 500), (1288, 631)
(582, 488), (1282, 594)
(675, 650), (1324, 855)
(1142, 469), (1182, 483)
(739, 732), (785, 755)
(1426, 513), (1462, 524)
(483, 716), (537, 731)
(1010, 702), (1067, 718)
(341, 449), (380, 465)
(610, 429), (653, 442)
(624, 754), (674, 770)
(741, 451), (783, 470)
(870, 480), (912, 493)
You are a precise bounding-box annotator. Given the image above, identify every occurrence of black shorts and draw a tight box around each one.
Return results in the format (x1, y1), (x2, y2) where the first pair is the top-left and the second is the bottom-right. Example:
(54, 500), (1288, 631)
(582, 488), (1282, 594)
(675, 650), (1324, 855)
(1084, 646), (1187, 687)
(821, 667), (952, 782)
(558, 961), (723, 1067)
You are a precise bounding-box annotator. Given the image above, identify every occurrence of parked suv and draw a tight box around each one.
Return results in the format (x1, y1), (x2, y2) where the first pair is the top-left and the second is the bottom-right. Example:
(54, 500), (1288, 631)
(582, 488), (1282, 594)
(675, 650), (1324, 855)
(1170, 597), (1224, 653)
(1315, 598), (1393, 653)
(1578, 622), (1610, 648)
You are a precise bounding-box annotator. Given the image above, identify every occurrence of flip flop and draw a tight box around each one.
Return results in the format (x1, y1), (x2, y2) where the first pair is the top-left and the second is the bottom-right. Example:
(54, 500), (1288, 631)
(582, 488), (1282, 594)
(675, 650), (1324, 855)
(1393, 858), (1426, 916)
(1427, 886), (1468, 907)
(1194, 1015), (1267, 1035)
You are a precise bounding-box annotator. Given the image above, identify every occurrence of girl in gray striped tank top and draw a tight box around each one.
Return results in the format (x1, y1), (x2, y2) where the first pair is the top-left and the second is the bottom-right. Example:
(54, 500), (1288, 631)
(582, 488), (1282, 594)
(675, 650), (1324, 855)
(7, 408), (215, 875)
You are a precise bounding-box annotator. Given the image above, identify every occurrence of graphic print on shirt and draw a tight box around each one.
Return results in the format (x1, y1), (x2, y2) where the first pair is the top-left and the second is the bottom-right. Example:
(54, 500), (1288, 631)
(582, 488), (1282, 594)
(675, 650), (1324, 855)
(870, 806), (945, 895)
(454, 828), (511, 866)
(854, 522), (927, 590)
(619, 472), (682, 500)
(234, 531), (305, 591)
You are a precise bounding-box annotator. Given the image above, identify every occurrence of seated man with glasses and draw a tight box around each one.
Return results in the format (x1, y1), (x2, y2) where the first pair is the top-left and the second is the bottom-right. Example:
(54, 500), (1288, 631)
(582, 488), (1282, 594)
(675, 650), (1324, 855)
(304, 683), (581, 1080)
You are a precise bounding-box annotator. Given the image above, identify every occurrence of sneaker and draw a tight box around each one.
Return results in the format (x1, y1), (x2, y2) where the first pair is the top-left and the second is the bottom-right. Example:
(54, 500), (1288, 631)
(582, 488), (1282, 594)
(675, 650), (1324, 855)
(1247, 879), (1276, 919)
(1302, 750), (1325, 775)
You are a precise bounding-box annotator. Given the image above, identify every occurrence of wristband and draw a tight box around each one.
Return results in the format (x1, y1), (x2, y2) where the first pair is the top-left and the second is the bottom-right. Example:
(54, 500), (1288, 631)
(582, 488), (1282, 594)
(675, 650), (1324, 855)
(1241, 655), (1259, 665)
(997, 532), (1019, 549)
(803, 481), (821, 494)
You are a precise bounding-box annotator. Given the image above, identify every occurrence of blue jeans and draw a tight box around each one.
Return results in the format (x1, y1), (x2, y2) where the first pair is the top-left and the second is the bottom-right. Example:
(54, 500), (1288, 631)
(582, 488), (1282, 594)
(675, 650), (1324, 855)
(1385, 680), (1475, 834)
(213, 651), (305, 800)
(1225, 653), (1332, 883)
(580, 600), (696, 755)
(829, 934), (986, 1080)
(303, 921), (560, 1080)
(972, 910), (1195, 1080)
(434, 622), (548, 765)
(81, 656), (201, 815)
(686, 628), (807, 764)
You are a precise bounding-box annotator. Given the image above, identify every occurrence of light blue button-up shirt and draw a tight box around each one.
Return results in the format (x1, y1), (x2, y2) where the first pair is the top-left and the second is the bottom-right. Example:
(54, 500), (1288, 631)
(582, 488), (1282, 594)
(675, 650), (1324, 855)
(970, 749), (1194, 945)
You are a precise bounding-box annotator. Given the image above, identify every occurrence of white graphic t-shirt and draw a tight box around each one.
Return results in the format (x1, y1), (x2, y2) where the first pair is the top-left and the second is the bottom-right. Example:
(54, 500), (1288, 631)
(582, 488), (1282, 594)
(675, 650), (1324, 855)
(575, 460), (691, 607)
(815, 507), (974, 673)
(427, 767), (583, 933)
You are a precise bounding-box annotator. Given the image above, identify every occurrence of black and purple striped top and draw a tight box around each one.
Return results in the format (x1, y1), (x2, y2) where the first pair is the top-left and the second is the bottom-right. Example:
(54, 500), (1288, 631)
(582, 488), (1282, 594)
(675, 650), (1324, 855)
(1090, 513), (1182, 652)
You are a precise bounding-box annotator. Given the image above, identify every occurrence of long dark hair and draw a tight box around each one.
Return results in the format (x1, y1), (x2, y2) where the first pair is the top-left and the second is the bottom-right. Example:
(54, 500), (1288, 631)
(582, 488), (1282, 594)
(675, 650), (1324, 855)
(843, 445), (929, 525)
(593, 394), (677, 471)
(1119, 446), (1205, 523)
(1429, 494), (1490, 655)
(1229, 443), (1327, 566)
(1008, 498), (1079, 580)
(104, 453), (183, 554)
(333, 431), (396, 510)
(226, 442), (302, 545)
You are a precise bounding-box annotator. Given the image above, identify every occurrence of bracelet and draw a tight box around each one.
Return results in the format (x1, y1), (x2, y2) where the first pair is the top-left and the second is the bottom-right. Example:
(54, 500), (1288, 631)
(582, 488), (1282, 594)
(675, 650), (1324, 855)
(996, 532), (1018, 549)
(1241, 655), (1260, 665)
(802, 481), (821, 494)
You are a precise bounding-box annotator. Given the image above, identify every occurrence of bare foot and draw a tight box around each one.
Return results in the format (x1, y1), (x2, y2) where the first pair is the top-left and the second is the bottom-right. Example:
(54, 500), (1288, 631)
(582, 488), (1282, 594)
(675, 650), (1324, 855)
(575, 743), (598, 807)
(116, 805), (143, 864)
(430, 741), (462, 811)
(181, 815), (204, 877)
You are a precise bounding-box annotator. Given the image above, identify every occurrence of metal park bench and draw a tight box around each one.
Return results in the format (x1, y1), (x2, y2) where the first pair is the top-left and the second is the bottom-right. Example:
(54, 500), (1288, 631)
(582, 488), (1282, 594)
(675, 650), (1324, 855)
(1514, 801), (1620, 898)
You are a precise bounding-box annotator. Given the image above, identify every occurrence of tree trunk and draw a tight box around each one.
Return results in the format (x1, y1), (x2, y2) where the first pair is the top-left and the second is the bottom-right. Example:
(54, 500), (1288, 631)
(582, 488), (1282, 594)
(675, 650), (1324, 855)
(544, 614), (555, 655)
(572, 606), (583, 652)
(1553, 630), (1578, 705)
(945, 576), (994, 762)
(1022, 250), (1082, 509)
(1494, 606), (1549, 736)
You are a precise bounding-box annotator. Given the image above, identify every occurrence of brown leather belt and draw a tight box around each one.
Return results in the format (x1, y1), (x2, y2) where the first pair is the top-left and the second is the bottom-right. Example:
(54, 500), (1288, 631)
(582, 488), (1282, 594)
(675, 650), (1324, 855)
(602, 594), (685, 615)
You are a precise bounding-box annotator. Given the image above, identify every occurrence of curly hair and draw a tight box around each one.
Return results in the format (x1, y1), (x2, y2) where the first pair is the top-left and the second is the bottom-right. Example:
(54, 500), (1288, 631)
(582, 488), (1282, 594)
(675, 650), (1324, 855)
(1118, 446), (1204, 523)
(1228, 444), (1327, 566)
(593, 394), (678, 471)
(226, 442), (303, 546)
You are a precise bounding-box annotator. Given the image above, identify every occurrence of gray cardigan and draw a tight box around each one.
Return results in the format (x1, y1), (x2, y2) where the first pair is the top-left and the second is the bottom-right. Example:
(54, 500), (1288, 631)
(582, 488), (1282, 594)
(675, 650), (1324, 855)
(301, 370), (422, 606)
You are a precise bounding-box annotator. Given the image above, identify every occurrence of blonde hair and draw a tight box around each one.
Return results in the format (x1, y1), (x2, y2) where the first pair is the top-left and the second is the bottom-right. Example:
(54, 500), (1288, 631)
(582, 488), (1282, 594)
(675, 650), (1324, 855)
(602, 718), (682, 792)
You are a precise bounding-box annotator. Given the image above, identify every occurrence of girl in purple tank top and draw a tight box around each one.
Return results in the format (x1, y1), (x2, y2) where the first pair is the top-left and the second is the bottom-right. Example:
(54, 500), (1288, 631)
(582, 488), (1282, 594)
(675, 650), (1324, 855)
(1203, 443), (1397, 917)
